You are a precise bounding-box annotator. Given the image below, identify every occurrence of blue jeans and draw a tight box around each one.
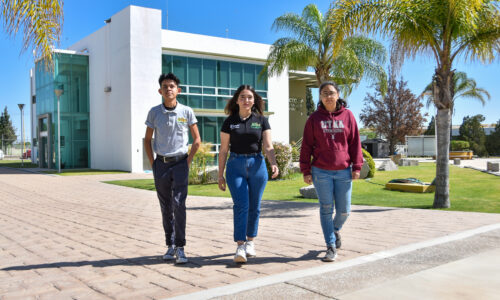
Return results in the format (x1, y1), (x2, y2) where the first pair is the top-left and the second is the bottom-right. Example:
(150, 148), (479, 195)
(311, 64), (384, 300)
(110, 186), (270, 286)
(312, 166), (352, 247)
(226, 153), (268, 242)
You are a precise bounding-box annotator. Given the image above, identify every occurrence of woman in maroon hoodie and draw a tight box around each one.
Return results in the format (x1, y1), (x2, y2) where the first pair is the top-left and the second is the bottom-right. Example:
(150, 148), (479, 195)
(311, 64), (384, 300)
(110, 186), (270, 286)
(300, 81), (363, 262)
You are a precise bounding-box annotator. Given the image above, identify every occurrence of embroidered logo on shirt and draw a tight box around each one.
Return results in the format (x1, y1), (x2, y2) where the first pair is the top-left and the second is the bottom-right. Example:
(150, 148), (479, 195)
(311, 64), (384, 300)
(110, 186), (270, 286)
(230, 124), (240, 129)
(177, 117), (188, 124)
(250, 122), (261, 129)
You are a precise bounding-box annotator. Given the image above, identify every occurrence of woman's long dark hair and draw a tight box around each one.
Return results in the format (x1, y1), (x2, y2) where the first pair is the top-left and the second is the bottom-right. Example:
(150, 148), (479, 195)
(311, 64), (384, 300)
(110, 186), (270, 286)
(224, 85), (264, 116)
(318, 81), (347, 111)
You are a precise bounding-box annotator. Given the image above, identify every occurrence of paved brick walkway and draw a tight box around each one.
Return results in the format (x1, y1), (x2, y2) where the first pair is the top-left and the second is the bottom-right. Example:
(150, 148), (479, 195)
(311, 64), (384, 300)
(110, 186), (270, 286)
(1, 167), (500, 299)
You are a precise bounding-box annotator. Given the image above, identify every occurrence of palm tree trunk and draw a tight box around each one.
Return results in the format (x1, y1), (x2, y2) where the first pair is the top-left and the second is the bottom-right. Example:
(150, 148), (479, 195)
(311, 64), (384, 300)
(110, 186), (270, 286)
(434, 108), (451, 208)
(433, 67), (453, 208)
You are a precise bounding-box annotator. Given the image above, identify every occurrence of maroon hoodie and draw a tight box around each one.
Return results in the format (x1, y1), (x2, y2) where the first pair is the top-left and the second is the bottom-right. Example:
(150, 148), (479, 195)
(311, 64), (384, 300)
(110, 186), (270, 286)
(300, 105), (363, 176)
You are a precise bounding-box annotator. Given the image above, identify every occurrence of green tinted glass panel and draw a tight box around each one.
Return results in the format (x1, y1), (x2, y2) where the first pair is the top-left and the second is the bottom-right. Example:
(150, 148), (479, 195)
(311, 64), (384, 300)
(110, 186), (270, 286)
(189, 95), (202, 108)
(203, 59), (216, 86)
(203, 96), (216, 109)
(218, 88), (230, 95)
(217, 61), (229, 88)
(172, 56), (187, 83)
(189, 87), (202, 94)
(36, 53), (90, 170)
(203, 117), (218, 144)
(177, 94), (187, 105)
(203, 87), (215, 94)
(243, 64), (255, 87)
(255, 65), (267, 90)
(217, 96), (228, 109)
(230, 62), (242, 88)
(188, 57), (202, 85)
(162, 55), (172, 74)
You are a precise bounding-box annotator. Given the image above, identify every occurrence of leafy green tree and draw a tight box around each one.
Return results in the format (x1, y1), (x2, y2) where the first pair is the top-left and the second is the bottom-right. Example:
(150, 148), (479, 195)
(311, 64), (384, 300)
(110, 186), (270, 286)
(0, 107), (17, 151)
(332, 0), (500, 208)
(424, 116), (436, 136)
(486, 120), (500, 155)
(305, 87), (315, 115)
(1, 0), (63, 65)
(264, 3), (387, 96)
(459, 115), (487, 156)
(360, 70), (426, 154)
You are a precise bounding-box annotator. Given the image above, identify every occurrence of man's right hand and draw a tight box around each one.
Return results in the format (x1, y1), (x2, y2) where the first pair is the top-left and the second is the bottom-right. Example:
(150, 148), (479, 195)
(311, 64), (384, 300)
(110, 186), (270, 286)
(303, 175), (313, 185)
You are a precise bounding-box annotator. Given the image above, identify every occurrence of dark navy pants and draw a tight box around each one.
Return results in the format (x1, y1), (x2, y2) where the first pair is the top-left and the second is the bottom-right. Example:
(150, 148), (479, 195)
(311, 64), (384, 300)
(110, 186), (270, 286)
(153, 157), (189, 247)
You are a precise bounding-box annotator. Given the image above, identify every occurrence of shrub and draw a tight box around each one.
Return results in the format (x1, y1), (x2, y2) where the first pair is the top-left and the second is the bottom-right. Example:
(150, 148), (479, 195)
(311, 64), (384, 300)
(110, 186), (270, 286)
(290, 139), (301, 162)
(451, 140), (470, 151)
(362, 148), (375, 178)
(264, 142), (292, 179)
(188, 143), (216, 184)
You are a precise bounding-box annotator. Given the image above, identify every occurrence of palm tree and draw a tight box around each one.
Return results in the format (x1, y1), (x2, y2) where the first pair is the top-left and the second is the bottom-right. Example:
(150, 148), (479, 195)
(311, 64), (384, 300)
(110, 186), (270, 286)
(1, 0), (64, 65)
(332, 0), (500, 208)
(263, 3), (387, 96)
(420, 72), (491, 111)
(420, 72), (491, 142)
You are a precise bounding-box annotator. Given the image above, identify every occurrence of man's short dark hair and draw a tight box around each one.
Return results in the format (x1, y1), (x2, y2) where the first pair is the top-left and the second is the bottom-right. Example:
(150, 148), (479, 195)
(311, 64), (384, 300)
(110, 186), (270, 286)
(158, 73), (181, 87)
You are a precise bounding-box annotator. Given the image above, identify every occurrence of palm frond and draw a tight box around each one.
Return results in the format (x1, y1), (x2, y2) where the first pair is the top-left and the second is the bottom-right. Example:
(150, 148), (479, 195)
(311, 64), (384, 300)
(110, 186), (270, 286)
(1, 0), (64, 67)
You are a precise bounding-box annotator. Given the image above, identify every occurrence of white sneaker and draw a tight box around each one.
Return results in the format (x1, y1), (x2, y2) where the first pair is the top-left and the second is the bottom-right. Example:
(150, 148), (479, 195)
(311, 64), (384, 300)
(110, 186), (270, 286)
(162, 246), (175, 260)
(234, 244), (247, 263)
(245, 241), (256, 257)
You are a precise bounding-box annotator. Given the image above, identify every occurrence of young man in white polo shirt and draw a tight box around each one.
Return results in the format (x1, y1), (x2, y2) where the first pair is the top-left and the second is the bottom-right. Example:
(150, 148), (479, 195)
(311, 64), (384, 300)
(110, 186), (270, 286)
(144, 73), (200, 264)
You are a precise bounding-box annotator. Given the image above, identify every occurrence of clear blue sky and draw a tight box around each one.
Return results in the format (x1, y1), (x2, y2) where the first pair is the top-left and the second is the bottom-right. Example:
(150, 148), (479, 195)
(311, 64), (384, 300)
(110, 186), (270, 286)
(1, 0), (498, 141)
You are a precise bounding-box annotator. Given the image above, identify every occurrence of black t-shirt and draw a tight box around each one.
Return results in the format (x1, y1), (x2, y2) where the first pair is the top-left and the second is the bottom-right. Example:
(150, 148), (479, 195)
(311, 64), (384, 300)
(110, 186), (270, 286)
(221, 113), (271, 154)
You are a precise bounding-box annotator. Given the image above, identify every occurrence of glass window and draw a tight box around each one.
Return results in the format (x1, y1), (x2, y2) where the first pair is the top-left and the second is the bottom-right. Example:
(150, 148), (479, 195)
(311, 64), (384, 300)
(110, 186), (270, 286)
(177, 94), (187, 105)
(188, 57), (202, 85)
(255, 65), (267, 90)
(230, 62), (242, 88)
(162, 55), (172, 74)
(217, 96), (228, 109)
(189, 86), (202, 94)
(203, 59), (216, 87)
(188, 95), (202, 108)
(203, 87), (215, 94)
(203, 96), (216, 109)
(203, 117), (218, 144)
(172, 56), (187, 83)
(218, 88), (230, 95)
(243, 64), (255, 87)
(217, 61), (229, 88)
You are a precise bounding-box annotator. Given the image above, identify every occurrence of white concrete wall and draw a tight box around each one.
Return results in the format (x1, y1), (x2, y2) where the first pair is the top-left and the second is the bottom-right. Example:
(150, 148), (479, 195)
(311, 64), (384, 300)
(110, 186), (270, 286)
(69, 6), (161, 172)
(129, 7), (162, 172)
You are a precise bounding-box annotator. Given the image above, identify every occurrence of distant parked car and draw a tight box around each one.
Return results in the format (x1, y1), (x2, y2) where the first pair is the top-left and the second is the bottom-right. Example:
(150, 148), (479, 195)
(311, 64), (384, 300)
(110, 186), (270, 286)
(0, 149), (4, 160)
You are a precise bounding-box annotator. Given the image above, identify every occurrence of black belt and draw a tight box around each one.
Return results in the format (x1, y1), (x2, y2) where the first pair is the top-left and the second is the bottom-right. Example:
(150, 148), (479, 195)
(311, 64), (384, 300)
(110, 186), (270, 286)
(156, 154), (188, 163)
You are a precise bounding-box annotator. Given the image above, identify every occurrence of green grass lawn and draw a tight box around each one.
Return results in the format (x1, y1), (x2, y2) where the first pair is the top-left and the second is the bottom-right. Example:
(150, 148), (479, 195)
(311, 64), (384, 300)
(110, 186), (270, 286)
(105, 163), (500, 213)
(0, 159), (38, 168)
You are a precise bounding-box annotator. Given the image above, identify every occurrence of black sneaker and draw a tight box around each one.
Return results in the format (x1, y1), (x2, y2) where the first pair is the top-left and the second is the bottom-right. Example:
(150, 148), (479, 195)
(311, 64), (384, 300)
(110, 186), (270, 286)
(334, 231), (341, 249)
(322, 246), (337, 262)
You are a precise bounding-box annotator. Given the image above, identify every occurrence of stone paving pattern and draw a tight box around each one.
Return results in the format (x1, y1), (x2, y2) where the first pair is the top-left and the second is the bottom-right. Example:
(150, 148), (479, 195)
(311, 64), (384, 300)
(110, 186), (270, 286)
(1, 167), (500, 299)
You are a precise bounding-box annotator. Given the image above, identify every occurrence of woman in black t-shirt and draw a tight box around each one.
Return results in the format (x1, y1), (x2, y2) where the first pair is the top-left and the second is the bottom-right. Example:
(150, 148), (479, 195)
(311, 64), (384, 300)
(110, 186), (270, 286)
(218, 85), (279, 263)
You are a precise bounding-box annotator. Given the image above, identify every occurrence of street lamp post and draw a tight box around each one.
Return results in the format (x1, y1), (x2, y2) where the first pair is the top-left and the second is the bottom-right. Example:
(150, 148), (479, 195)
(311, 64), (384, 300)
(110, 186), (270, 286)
(17, 104), (25, 167)
(54, 85), (64, 173)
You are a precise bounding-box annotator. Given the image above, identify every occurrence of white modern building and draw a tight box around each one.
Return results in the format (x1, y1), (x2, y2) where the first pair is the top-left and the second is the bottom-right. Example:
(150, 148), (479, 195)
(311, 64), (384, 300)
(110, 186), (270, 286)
(30, 5), (316, 172)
